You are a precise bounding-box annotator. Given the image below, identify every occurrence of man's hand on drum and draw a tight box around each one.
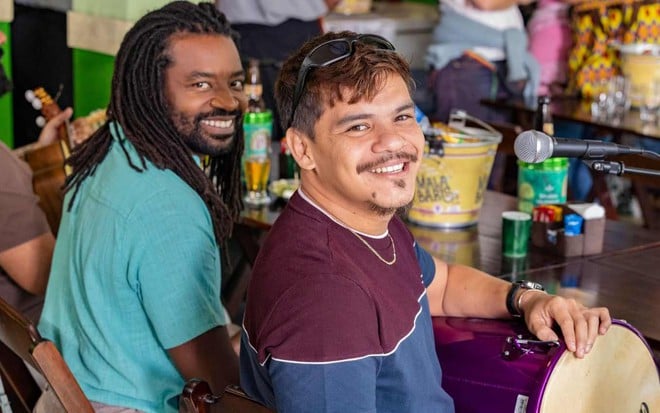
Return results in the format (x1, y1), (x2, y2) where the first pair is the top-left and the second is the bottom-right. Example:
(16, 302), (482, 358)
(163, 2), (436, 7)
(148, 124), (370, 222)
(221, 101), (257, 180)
(520, 292), (611, 359)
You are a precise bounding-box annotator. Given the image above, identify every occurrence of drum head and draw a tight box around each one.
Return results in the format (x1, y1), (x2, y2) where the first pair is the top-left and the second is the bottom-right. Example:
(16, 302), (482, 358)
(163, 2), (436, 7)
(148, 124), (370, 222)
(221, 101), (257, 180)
(540, 324), (660, 412)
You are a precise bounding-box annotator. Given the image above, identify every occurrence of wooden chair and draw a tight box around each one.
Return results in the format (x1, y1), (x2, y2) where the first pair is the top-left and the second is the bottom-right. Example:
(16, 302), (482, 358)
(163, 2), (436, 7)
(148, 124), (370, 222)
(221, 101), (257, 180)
(19, 142), (68, 236)
(179, 379), (274, 413)
(0, 296), (94, 412)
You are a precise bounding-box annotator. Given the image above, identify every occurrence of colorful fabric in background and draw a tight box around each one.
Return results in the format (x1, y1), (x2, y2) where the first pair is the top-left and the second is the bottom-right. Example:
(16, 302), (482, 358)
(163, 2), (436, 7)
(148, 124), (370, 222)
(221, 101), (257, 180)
(568, 0), (660, 99)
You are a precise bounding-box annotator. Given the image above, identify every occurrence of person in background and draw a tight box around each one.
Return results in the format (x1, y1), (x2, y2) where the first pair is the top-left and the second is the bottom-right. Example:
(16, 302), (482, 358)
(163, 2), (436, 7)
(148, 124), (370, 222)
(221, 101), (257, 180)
(239, 30), (611, 412)
(425, 0), (539, 124)
(0, 113), (71, 323)
(527, 0), (606, 203)
(37, 2), (245, 412)
(425, 0), (540, 191)
(527, 0), (572, 97)
(216, 0), (340, 140)
(0, 30), (72, 324)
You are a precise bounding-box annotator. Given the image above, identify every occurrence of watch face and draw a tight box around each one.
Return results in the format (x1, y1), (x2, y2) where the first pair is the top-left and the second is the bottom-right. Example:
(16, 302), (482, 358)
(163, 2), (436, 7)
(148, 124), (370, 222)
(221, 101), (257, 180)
(521, 280), (544, 291)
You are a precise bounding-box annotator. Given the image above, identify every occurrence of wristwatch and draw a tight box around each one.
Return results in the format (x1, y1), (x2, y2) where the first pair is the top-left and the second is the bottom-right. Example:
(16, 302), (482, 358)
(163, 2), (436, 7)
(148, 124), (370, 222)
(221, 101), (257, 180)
(506, 280), (545, 317)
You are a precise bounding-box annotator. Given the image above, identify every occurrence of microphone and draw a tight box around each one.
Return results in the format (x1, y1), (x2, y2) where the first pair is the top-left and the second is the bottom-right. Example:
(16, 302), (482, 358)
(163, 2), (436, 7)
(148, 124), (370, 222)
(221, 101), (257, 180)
(514, 130), (645, 163)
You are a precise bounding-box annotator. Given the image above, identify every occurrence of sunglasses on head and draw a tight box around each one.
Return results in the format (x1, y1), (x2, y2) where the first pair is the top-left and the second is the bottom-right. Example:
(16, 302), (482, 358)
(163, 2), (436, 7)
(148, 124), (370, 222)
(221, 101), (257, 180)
(287, 34), (395, 129)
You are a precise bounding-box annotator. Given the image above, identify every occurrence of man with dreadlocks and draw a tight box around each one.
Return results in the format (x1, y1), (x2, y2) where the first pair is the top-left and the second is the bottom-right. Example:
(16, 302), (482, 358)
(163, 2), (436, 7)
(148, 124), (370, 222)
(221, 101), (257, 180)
(36, 2), (245, 412)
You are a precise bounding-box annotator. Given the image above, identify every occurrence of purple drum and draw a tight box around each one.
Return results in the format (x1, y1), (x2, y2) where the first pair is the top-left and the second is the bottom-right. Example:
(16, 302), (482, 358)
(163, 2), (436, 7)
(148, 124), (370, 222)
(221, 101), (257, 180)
(433, 317), (660, 413)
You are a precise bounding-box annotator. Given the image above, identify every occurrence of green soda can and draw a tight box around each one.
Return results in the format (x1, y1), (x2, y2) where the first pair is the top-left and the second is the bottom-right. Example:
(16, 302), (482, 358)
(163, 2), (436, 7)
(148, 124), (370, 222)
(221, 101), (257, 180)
(517, 158), (568, 213)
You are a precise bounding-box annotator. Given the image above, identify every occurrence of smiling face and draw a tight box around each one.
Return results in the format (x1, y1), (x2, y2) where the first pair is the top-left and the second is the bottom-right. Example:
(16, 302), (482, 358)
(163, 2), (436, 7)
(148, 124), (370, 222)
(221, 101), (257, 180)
(164, 33), (247, 156)
(294, 73), (424, 229)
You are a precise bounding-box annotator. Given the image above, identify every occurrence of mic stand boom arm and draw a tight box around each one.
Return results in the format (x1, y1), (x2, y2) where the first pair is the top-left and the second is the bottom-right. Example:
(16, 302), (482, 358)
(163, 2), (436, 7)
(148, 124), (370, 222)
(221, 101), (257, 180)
(584, 160), (660, 177)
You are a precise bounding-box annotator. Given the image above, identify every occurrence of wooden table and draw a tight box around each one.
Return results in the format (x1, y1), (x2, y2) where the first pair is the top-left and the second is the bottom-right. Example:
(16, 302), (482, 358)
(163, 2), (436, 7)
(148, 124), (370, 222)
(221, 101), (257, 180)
(407, 190), (659, 269)
(481, 97), (660, 140)
(234, 191), (660, 350)
(520, 248), (660, 351)
(481, 97), (660, 228)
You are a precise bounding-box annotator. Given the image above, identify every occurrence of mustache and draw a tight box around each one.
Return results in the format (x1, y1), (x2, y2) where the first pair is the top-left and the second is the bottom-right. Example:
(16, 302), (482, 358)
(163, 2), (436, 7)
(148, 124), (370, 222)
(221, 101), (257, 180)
(356, 152), (418, 174)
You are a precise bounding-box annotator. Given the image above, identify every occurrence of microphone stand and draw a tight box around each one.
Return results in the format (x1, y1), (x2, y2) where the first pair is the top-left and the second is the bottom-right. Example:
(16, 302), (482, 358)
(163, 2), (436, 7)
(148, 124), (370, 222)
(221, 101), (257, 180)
(583, 159), (660, 177)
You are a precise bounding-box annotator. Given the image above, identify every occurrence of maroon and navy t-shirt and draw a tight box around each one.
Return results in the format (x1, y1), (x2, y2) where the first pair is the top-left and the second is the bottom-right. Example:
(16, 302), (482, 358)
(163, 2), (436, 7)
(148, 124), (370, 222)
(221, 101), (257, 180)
(240, 191), (454, 413)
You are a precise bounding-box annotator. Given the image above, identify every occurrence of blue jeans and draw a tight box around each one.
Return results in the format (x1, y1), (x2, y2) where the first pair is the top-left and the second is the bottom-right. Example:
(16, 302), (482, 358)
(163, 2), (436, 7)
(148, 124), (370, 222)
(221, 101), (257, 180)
(428, 55), (522, 123)
(554, 120), (598, 201)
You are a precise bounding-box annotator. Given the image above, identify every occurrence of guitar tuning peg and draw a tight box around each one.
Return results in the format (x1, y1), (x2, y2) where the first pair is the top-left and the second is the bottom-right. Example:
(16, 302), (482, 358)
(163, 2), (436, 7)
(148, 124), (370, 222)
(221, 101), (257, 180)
(31, 99), (42, 110)
(35, 116), (46, 128)
(25, 89), (35, 103)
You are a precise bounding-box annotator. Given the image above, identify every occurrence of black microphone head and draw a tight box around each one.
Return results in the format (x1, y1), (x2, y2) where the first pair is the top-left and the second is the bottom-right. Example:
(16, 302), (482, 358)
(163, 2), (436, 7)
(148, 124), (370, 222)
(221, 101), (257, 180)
(514, 130), (554, 163)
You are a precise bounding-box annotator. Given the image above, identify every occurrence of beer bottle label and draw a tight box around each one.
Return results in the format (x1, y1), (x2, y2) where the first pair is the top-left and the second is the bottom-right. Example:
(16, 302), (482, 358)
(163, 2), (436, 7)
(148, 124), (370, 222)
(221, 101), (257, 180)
(245, 126), (269, 158)
(542, 123), (555, 136)
(244, 84), (263, 99)
(243, 116), (272, 160)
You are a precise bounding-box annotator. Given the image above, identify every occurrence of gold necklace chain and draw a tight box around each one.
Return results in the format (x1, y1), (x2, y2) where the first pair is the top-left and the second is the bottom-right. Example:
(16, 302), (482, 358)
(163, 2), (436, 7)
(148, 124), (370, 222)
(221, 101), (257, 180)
(349, 230), (397, 265)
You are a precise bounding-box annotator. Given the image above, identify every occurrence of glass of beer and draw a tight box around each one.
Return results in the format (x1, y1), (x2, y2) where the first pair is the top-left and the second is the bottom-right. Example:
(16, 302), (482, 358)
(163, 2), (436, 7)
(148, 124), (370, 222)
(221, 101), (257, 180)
(243, 110), (273, 207)
(243, 155), (271, 206)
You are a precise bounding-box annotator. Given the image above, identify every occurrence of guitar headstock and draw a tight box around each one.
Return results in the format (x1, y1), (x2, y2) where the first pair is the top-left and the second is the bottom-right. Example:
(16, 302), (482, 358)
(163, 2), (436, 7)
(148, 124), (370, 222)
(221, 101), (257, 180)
(25, 86), (73, 159)
(25, 87), (63, 128)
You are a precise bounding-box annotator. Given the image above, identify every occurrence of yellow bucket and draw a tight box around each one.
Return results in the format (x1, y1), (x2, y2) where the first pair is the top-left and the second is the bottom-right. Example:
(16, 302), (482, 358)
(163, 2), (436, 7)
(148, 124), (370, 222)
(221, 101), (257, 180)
(408, 112), (501, 228)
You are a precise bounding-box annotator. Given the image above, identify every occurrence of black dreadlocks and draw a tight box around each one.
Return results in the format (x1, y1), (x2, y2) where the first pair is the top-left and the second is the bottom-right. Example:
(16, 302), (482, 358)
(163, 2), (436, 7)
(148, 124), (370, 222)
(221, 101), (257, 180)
(64, 1), (243, 246)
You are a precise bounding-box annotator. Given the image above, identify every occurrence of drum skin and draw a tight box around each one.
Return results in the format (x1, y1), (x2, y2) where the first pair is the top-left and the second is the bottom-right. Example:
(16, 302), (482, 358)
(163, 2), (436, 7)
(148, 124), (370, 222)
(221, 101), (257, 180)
(433, 317), (660, 413)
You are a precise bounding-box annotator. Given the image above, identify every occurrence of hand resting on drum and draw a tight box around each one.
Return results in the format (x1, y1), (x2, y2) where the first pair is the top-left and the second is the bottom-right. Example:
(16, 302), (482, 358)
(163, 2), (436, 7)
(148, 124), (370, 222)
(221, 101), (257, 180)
(427, 259), (611, 360)
(518, 291), (611, 359)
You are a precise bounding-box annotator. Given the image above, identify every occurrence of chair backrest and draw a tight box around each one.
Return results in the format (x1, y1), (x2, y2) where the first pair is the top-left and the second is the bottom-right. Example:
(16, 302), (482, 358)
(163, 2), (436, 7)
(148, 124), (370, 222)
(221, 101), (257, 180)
(0, 296), (94, 412)
(179, 379), (275, 413)
(0, 341), (41, 413)
(19, 143), (68, 236)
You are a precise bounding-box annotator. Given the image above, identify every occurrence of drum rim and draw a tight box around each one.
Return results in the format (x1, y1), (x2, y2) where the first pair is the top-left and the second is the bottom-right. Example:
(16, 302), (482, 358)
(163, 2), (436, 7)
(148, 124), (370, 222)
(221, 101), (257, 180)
(527, 319), (650, 411)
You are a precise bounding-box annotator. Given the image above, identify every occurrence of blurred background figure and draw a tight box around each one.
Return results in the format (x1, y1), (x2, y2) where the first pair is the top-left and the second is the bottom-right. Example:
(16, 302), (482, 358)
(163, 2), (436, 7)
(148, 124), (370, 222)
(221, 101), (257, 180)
(424, 0), (540, 191)
(527, 0), (572, 97)
(0, 30), (95, 323)
(0, 106), (71, 326)
(216, 0), (340, 140)
(526, 0), (593, 201)
(425, 0), (539, 125)
(0, 139), (54, 324)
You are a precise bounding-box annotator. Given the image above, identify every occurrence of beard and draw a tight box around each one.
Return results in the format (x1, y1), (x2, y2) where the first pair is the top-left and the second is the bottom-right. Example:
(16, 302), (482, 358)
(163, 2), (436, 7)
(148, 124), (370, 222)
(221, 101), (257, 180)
(367, 198), (413, 217)
(170, 107), (242, 157)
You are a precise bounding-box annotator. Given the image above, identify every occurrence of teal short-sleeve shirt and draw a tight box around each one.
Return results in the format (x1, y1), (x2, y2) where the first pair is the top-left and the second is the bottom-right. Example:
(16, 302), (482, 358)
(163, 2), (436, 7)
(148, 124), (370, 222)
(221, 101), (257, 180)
(38, 123), (227, 413)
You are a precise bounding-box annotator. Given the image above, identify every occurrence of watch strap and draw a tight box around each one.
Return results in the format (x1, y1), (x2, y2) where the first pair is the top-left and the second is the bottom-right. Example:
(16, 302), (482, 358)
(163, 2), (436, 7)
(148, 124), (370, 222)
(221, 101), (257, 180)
(506, 280), (544, 317)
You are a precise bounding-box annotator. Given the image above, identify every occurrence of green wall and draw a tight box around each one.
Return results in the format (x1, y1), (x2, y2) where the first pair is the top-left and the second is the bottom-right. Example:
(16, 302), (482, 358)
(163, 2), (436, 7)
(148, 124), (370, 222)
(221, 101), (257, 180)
(72, 48), (114, 117)
(0, 20), (12, 147)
